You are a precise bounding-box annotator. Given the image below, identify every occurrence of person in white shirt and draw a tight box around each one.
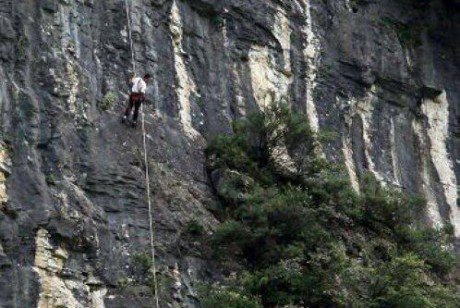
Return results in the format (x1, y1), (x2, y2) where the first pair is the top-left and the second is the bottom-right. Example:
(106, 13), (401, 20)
(122, 73), (152, 127)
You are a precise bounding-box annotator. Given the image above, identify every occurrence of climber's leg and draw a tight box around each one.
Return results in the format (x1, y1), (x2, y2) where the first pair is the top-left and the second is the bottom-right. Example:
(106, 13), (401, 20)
(123, 95), (135, 122)
(132, 98), (143, 125)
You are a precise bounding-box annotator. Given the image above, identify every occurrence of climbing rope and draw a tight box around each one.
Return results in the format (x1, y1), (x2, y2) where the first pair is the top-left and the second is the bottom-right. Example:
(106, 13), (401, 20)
(141, 109), (160, 308)
(124, 0), (136, 73)
(124, 1), (160, 307)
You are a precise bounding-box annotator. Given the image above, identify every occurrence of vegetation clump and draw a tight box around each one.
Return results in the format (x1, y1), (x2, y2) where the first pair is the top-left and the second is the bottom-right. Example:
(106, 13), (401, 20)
(45, 174), (56, 186)
(132, 251), (153, 274)
(186, 219), (205, 236)
(100, 91), (118, 111)
(203, 104), (458, 307)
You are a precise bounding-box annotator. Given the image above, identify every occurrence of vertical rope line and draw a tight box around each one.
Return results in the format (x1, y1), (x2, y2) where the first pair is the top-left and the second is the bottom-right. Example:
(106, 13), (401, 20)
(124, 0), (136, 73)
(142, 108), (160, 308)
(125, 1), (159, 307)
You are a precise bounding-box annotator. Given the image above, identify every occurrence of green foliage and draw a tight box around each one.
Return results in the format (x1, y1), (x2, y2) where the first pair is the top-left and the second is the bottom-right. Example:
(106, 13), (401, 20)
(150, 274), (174, 296)
(317, 128), (340, 143)
(132, 251), (153, 273)
(100, 91), (118, 111)
(361, 174), (424, 233)
(4, 143), (13, 156)
(205, 104), (458, 307)
(185, 219), (205, 236)
(399, 225), (456, 275)
(343, 253), (459, 308)
(198, 284), (262, 308)
(372, 254), (448, 307)
(206, 103), (320, 185)
(45, 174), (56, 186)
(210, 15), (225, 28)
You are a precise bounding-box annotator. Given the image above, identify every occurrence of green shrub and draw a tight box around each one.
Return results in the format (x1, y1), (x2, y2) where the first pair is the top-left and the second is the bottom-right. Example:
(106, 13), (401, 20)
(210, 15), (225, 28)
(207, 103), (319, 185)
(185, 219), (204, 236)
(199, 285), (262, 308)
(45, 174), (56, 186)
(399, 225), (456, 275)
(361, 174), (425, 233)
(204, 103), (458, 307)
(369, 253), (458, 308)
(100, 91), (118, 111)
(212, 220), (253, 259)
(132, 251), (152, 273)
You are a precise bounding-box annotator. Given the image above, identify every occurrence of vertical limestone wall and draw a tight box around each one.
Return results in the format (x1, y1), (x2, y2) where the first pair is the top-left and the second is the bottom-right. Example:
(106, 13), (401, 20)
(420, 91), (459, 235)
(170, 0), (200, 138)
(301, 0), (320, 133)
(0, 0), (459, 306)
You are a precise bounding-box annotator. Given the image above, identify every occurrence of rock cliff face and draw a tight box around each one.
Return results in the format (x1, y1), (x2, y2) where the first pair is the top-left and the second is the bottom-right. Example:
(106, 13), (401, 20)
(0, 0), (459, 306)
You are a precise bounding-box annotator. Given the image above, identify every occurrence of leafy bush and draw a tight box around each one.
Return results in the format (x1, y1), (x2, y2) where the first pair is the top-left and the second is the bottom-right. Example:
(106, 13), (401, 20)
(368, 254), (457, 308)
(198, 283), (262, 308)
(204, 103), (458, 307)
(200, 288), (262, 308)
(45, 174), (56, 186)
(399, 225), (456, 275)
(132, 251), (153, 273)
(207, 103), (320, 185)
(100, 91), (118, 111)
(185, 219), (204, 236)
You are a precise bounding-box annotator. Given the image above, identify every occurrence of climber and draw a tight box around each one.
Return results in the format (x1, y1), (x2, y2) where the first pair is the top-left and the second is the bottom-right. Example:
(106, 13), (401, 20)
(122, 73), (152, 127)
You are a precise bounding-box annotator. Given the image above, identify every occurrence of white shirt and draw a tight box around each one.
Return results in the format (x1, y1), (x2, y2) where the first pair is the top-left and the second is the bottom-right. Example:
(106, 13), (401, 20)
(131, 77), (147, 94)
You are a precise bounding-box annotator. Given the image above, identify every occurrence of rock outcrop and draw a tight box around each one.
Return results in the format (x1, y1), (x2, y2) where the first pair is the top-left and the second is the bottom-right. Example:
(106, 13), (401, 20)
(0, 0), (459, 306)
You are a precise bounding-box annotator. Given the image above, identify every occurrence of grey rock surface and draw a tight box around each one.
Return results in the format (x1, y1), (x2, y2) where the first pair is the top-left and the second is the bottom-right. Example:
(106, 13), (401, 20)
(0, 0), (458, 306)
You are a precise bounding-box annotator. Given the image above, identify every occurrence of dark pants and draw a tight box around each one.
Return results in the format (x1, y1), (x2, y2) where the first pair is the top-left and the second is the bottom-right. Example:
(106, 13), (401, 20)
(124, 93), (145, 122)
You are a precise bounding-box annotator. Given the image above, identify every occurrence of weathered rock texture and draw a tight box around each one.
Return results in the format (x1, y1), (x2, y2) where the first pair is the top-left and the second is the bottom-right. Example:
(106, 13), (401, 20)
(0, 0), (459, 306)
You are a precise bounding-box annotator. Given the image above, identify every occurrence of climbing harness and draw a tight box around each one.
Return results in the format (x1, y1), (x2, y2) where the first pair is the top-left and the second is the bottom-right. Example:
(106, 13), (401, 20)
(124, 1), (160, 307)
